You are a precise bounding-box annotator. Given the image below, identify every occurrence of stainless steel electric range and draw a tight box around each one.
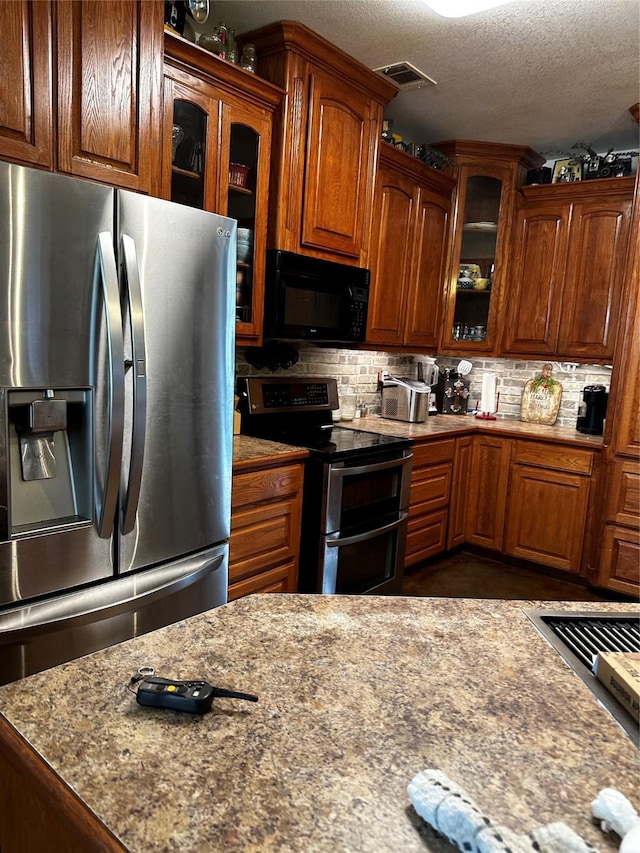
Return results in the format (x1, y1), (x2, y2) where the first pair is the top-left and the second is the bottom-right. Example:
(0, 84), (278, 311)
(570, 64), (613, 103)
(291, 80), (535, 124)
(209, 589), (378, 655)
(238, 377), (413, 595)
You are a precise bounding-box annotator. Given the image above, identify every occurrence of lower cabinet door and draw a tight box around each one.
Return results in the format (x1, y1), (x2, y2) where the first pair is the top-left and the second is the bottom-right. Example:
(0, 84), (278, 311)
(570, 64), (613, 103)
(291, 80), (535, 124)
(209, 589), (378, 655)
(465, 435), (510, 550)
(504, 464), (590, 573)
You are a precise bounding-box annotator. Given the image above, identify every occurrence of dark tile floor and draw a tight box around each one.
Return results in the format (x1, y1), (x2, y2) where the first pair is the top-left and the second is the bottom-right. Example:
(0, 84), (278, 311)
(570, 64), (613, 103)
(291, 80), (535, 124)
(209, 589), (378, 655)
(401, 550), (636, 601)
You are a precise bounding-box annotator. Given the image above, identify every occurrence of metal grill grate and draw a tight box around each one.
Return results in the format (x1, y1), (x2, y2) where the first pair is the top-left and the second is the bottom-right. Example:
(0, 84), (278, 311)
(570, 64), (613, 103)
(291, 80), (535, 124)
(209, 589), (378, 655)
(543, 616), (640, 671)
(525, 610), (640, 744)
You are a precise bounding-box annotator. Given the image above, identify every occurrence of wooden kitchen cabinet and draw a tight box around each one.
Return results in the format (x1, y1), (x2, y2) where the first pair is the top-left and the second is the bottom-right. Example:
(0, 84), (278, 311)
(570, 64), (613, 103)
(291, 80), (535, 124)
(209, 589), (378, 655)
(434, 141), (544, 355)
(56, 0), (163, 193)
(0, 1), (54, 168)
(0, 0), (162, 192)
(447, 435), (472, 549)
(229, 462), (304, 600)
(405, 439), (455, 566)
(465, 433), (511, 550)
(504, 441), (595, 573)
(163, 32), (283, 345)
(366, 142), (454, 349)
(503, 177), (634, 361)
(592, 173), (640, 594)
(162, 73), (219, 211)
(237, 20), (397, 266)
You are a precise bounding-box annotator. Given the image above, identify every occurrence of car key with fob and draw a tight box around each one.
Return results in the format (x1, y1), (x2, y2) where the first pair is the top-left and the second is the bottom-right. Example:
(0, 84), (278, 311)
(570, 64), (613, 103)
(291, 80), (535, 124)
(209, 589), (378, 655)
(129, 668), (258, 715)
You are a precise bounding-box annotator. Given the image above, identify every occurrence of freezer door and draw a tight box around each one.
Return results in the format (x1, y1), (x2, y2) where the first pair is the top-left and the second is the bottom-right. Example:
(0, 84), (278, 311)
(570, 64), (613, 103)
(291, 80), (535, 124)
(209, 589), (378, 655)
(0, 163), (117, 605)
(0, 543), (228, 685)
(116, 193), (235, 573)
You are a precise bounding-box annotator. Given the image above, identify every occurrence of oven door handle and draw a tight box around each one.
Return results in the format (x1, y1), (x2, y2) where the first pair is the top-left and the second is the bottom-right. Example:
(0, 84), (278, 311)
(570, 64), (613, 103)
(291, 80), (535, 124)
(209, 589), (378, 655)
(331, 453), (413, 478)
(326, 512), (409, 547)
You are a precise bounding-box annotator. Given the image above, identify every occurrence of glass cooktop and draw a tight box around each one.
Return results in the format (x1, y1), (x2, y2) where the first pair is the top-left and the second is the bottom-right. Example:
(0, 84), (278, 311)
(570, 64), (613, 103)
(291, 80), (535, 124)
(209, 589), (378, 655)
(276, 426), (412, 461)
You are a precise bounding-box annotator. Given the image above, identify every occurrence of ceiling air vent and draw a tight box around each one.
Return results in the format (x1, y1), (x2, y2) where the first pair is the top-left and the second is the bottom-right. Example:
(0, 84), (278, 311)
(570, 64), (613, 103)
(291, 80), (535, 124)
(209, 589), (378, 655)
(373, 61), (437, 91)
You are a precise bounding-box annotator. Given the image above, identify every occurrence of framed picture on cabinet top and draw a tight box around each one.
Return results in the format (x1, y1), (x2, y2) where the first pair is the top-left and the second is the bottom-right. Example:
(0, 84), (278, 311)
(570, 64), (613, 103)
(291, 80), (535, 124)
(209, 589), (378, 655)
(552, 158), (583, 183)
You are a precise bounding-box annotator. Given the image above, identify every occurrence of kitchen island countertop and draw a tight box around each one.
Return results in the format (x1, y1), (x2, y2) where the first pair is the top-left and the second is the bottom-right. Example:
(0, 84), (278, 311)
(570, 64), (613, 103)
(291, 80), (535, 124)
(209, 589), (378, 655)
(0, 595), (637, 852)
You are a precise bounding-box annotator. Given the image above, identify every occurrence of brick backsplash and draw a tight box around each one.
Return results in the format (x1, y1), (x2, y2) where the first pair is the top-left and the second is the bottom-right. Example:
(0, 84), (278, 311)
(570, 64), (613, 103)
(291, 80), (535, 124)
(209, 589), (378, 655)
(236, 345), (612, 429)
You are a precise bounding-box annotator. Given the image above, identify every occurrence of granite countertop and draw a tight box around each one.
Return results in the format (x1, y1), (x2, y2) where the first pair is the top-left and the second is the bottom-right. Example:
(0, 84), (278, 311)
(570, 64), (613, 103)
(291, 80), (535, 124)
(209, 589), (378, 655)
(0, 595), (637, 852)
(233, 435), (309, 469)
(232, 419), (602, 470)
(346, 415), (604, 448)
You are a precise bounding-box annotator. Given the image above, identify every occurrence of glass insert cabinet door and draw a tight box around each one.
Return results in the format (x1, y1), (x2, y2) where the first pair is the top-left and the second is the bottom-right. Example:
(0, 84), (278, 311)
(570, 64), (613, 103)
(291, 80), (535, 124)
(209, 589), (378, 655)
(163, 69), (271, 344)
(443, 169), (505, 352)
(220, 100), (271, 344)
(226, 122), (259, 331)
(170, 98), (209, 210)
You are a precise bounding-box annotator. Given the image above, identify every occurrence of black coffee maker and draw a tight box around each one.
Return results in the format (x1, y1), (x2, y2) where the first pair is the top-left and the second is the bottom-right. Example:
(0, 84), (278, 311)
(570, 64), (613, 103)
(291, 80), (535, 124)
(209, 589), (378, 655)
(576, 385), (608, 435)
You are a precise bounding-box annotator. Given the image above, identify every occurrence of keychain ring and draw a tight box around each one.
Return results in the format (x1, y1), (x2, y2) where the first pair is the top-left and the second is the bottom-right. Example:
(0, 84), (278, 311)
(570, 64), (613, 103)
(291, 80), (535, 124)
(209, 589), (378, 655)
(137, 666), (155, 677)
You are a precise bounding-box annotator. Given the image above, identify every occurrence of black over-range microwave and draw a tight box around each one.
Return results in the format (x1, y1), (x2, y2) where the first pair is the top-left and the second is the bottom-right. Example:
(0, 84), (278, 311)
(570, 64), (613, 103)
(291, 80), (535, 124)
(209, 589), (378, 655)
(263, 250), (370, 343)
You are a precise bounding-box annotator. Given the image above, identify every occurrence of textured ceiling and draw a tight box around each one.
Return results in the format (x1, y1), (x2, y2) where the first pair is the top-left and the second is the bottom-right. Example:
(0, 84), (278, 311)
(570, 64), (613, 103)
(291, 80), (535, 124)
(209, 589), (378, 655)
(197, 0), (640, 159)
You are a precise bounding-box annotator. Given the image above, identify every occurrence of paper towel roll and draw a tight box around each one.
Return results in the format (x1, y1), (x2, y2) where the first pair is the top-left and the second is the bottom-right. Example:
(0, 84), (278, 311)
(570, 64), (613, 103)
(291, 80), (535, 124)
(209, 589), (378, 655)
(480, 373), (496, 414)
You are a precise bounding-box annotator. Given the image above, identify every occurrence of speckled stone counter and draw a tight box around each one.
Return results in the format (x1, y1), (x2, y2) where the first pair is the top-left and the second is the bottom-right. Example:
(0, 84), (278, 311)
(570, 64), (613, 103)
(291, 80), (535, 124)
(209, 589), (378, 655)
(230, 417), (601, 471)
(233, 435), (308, 470)
(0, 596), (637, 852)
(348, 414), (604, 449)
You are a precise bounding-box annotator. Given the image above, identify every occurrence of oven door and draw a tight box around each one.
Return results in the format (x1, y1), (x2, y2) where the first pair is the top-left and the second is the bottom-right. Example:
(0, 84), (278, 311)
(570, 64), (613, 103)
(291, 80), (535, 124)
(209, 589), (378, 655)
(321, 513), (408, 595)
(324, 451), (413, 534)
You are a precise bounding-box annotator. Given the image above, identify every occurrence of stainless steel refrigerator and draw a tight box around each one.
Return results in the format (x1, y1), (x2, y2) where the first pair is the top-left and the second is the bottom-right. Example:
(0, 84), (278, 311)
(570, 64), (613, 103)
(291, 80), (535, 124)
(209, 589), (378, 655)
(0, 162), (236, 684)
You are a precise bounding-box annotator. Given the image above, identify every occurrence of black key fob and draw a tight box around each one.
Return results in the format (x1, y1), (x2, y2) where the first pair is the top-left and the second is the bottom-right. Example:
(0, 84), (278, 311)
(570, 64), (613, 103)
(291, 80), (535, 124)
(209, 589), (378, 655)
(136, 676), (215, 714)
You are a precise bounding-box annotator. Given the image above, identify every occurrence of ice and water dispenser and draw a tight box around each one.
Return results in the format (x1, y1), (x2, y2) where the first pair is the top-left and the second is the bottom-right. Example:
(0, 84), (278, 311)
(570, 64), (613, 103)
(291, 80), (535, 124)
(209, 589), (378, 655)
(1, 388), (92, 538)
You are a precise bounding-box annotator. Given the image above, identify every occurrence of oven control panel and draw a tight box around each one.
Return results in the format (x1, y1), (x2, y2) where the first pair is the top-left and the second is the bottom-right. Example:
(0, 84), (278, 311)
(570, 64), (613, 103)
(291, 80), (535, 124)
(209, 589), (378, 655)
(241, 377), (339, 414)
(264, 383), (328, 408)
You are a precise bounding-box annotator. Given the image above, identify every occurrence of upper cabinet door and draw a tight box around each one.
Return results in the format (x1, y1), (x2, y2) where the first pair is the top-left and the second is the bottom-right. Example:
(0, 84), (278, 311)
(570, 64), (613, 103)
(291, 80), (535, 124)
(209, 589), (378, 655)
(162, 33), (283, 347)
(0, 1), (53, 168)
(366, 143), (454, 350)
(442, 166), (506, 353)
(162, 71), (220, 211)
(366, 163), (415, 346)
(434, 141), (544, 355)
(237, 21), (396, 267)
(503, 177), (634, 361)
(220, 97), (273, 345)
(56, 0), (163, 193)
(557, 192), (633, 359)
(404, 186), (450, 349)
(502, 199), (569, 355)
(301, 69), (376, 260)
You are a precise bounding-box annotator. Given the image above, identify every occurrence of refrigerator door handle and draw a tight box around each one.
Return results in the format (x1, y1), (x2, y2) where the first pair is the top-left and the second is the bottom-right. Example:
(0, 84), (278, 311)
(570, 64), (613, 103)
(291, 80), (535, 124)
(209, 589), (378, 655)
(0, 553), (224, 643)
(120, 234), (147, 535)
(95, 231), (125, 539)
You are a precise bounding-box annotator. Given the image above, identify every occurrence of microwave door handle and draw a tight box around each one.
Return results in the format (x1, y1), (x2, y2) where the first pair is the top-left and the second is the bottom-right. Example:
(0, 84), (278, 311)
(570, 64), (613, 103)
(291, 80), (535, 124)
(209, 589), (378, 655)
(94, 232), (125, 539)
(326, 512), (409, 547)
(119, 235), (147, 535)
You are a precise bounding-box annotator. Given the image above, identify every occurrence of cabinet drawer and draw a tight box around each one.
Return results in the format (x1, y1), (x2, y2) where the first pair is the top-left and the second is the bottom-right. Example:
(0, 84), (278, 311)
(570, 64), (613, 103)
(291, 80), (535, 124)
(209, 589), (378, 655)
(232, 464), (304, 509)
(412, 439), (455, 467)
(409, 463), (452, 515)
(230, 497), (300, 581)
(607, 460), (640, 527)
(228, 561), (296, 601)
(405, 509), (448, 566)
(511, 440), (594, 475)
(597, 525), (640, 595)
